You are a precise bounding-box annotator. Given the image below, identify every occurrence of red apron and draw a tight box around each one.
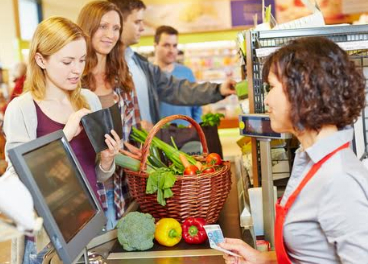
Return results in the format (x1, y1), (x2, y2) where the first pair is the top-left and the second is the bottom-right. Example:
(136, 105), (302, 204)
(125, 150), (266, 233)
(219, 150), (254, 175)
(274, 142), (349, 264)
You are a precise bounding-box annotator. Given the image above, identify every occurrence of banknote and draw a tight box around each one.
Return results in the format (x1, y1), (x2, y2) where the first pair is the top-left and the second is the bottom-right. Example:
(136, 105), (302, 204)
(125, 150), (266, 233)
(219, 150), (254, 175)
(203, 224), (240, 257)
(203, 224), (224, 247)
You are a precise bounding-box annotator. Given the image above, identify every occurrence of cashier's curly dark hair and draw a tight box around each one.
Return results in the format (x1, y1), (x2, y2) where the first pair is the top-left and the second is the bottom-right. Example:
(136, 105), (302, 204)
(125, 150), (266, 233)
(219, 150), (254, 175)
(262, 36), (366, 132)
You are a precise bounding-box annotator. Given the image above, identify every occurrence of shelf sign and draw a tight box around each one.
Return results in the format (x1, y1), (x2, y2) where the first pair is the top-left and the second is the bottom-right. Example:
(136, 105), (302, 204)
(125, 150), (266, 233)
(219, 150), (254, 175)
(230, 0), (275, 27)
(255, 40), (368, 58)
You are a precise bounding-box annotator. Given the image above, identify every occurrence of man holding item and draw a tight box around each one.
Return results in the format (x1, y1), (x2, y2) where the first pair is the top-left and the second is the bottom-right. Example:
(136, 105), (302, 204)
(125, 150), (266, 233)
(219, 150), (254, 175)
(153, 25), (202, 126)
(107, 0), (236, 129)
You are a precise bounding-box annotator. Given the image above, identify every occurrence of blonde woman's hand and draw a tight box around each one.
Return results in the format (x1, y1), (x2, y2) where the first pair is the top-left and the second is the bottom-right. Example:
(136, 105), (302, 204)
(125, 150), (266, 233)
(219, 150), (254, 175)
(63, 108), (92, 141)
(100, 130), (121, 171)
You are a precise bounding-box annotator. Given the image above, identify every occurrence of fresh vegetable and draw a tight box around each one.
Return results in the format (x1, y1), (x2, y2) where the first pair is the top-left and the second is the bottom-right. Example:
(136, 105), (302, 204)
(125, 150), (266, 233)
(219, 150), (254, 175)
(155, 218), (182, 247)
(131, 127), (196, 173)
(146, 167), (176, 206)
(179, 153), (190, 168)
(170, 136), (178, 150)
(148, 155), (167, 168)
(183, 165), (199, 176)
(119, 141), (142, 160)
(182, 217), (208, 244)
(124, 141), (142, 157)
(116, 212), (156, 251)
(114, 153), (141, 171)
(195, 161), (203, 171)
(201, 166), (216, 174)
(201, 113), (225, 127)
(206, 153), (222, 166)
(150, 146), (162, 162)
(179, 154), (199, 176)
(119, 149), (141, 160)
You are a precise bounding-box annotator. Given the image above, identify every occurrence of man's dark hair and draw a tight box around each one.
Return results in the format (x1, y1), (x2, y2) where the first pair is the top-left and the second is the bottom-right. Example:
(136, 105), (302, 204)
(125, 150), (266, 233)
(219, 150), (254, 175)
(154, 25), (179, 44)
(262, 36), (366, 132)
(107, 0), (146, 19)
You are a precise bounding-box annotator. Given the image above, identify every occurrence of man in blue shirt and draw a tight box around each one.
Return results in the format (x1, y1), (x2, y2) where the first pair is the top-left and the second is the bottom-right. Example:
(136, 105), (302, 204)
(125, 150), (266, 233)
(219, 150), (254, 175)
(153, 26), (202, 126)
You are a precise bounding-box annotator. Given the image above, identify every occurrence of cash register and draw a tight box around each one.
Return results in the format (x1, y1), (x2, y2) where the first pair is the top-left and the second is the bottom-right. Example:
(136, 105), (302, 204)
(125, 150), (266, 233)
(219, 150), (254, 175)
(239, 114), (291, 249)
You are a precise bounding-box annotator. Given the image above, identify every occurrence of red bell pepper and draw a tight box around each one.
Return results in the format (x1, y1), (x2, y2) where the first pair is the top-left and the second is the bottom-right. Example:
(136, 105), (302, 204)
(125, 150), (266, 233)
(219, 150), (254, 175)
(182, 217), (207, 244)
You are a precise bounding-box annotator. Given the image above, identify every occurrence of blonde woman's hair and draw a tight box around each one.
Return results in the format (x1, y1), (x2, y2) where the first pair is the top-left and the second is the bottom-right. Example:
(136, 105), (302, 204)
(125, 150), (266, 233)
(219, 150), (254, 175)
(25, 16), (89, 110)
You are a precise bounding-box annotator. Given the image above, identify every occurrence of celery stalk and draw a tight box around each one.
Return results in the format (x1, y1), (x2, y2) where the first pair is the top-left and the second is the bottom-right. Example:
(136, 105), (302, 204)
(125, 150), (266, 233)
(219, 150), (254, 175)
(131, 127), (197, 172)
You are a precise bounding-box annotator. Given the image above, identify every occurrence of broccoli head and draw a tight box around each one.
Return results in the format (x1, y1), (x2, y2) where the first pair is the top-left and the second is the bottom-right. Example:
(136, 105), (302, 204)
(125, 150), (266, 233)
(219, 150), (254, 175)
(116, 212), (156, 251)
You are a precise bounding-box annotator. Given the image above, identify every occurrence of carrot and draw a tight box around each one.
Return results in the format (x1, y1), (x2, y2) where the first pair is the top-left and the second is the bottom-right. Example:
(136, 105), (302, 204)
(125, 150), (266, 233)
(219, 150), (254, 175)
(179, 153), (190, 168)
(195, 161), (203, 171)
(124, 141), (142, 154)
(124, 142), (142, 156)
(119, 149), (141, 160)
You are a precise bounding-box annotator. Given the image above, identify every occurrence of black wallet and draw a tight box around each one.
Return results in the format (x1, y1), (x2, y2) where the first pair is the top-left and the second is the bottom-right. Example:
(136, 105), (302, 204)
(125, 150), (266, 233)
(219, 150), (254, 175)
(81, 103), (123, 153)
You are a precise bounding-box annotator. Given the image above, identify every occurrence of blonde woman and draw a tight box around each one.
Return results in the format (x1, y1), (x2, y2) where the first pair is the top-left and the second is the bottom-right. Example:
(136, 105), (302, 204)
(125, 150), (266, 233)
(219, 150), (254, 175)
(3, 17), (120, 264)
(77, 1), (139, 229)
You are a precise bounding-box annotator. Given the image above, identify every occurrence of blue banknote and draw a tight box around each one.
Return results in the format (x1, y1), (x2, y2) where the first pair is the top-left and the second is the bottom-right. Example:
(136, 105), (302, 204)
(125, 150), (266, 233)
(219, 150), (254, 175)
(203, 224), (240, 257)
(203, 224), (224, 247)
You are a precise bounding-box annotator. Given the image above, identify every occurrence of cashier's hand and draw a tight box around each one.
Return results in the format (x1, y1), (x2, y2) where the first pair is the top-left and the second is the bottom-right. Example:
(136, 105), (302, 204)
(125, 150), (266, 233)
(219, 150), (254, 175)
(220, 238), (272, 264)
(220, 79), (237, 97)
(100, 130), (121, 171)
(63, 108), (92, 141)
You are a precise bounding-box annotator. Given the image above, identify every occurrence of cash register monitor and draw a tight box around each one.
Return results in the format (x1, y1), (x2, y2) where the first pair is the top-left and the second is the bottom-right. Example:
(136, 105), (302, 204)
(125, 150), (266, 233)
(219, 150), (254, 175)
(8, 130), (106, 264)
(239, 114), (292, 139)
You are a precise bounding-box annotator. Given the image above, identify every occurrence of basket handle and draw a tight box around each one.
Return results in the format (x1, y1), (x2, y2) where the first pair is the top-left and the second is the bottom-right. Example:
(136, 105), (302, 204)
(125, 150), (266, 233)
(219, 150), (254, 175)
(139, 114), (209, 172)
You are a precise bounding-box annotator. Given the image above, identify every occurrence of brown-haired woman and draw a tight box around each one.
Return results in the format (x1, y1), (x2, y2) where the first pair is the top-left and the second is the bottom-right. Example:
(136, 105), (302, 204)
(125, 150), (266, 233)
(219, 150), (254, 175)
(220, 37), (368, 263)
(77, 0), (139, 230)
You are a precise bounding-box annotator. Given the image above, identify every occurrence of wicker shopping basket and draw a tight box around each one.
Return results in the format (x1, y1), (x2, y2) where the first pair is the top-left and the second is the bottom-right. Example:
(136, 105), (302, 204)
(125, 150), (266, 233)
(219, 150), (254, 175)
(124, 115), (232, 223)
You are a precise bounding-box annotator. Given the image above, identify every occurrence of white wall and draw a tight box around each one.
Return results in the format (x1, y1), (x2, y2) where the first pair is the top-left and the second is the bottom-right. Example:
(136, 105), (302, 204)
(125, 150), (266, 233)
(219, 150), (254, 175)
(0, 0), (18, 69)
(42, 0), (91, 22)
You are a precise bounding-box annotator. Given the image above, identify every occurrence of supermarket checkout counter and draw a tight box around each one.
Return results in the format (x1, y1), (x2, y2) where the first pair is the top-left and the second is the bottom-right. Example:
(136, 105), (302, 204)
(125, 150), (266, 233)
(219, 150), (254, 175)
(83, 159), (253, 264)
(41, 158), (253, 264)
(8, 129), (253, 264)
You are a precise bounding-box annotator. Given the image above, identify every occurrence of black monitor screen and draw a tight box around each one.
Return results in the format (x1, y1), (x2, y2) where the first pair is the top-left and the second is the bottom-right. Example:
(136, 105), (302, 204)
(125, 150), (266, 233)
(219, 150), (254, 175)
(238, 114), (292, 139)
(23, 140), (96, 242)
(9, 130), (106, 263)
(245, 117), (275, 135)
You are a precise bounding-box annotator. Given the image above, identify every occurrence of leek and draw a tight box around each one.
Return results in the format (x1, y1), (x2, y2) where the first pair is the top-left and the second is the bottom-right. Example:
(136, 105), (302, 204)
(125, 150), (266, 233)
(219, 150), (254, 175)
(131, 127), (197, 172)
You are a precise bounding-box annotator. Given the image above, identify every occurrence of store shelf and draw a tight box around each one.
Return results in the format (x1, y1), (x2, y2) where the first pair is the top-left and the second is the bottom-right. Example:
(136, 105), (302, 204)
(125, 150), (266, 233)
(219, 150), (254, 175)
(134, 40), (243, 123)
(133, 40), (242, 84)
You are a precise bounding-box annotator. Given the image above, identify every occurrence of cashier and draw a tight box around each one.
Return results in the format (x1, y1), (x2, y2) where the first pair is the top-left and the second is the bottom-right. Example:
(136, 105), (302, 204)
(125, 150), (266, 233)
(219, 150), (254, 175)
(220, 36), (368, 264)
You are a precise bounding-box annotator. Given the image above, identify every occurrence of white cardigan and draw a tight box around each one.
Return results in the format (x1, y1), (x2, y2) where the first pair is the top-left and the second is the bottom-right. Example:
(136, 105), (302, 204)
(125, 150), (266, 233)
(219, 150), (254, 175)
(3, 89), (114, 263)
(3, 89), (115, 179)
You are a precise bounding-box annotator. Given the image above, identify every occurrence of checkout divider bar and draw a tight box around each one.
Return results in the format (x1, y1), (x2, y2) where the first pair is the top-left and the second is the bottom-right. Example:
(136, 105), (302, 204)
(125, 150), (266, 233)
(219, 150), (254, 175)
(108, 248), (222, 260)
